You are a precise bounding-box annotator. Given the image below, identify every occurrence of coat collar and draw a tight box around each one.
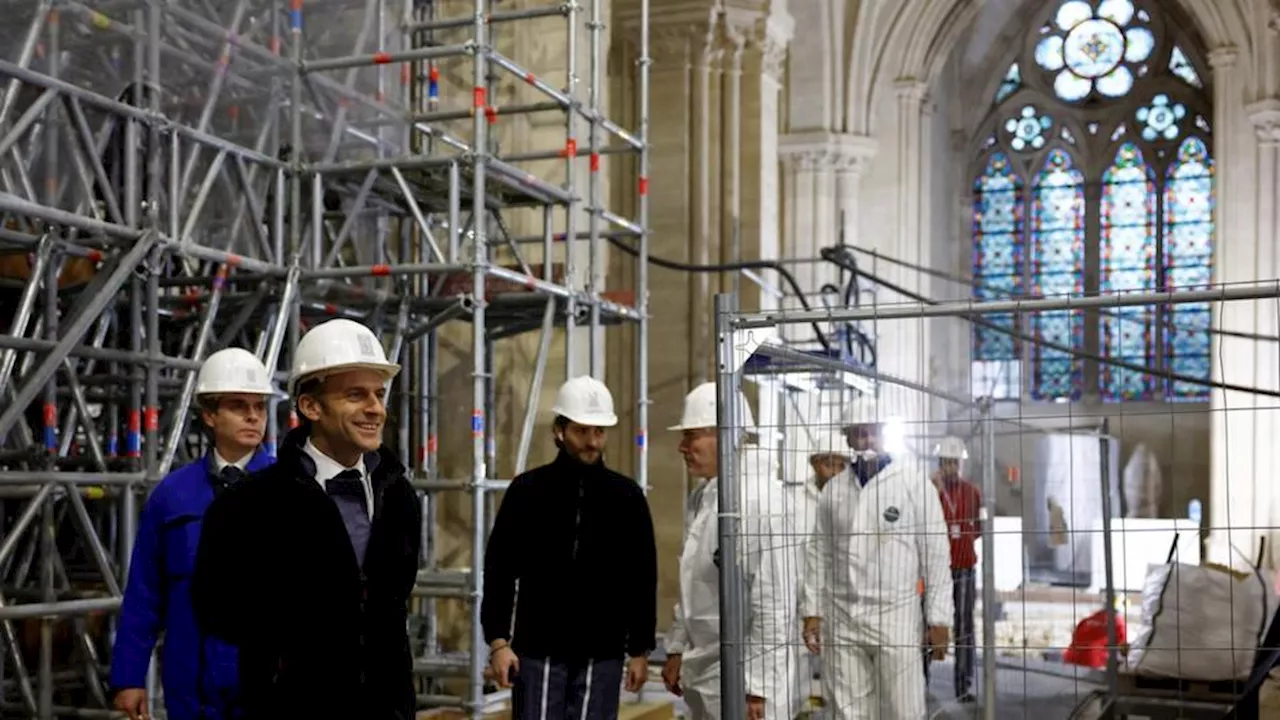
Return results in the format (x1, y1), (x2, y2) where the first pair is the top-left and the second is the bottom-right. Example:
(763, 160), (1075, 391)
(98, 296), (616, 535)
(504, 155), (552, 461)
(274, 426), (402, 486)
(205, 446), (274, 476)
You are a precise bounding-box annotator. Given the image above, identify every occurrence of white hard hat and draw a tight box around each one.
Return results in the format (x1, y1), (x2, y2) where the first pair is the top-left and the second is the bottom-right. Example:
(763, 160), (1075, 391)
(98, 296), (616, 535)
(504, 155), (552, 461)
(288, 318), (401, 396)
(840, 395), (882, 428)
(551, 376), (618, 427)
(808, 428), (852, 461)
(667, 381), (756, 433)
(196, 348), (273, 396)
(934, 435), (969, 460)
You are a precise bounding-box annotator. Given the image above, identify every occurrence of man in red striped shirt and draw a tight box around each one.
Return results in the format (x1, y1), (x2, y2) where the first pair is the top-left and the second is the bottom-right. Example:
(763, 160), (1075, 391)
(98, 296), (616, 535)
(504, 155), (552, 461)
(929, 436), (982, 703)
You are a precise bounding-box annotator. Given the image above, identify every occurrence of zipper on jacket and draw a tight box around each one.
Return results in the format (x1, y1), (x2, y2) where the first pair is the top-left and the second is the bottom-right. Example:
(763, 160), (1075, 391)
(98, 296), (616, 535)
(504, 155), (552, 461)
(570, 476), (585, 562)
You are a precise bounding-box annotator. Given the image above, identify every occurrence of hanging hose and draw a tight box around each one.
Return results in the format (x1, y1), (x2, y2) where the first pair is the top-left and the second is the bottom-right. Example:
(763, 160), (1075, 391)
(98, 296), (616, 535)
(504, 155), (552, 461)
(605, 236), (835, 354)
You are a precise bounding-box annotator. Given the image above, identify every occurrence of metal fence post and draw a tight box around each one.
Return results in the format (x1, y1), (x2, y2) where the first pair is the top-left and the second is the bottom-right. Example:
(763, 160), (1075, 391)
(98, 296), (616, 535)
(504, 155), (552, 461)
(980, 397), (998, 720)
(714, 292), (747, 719)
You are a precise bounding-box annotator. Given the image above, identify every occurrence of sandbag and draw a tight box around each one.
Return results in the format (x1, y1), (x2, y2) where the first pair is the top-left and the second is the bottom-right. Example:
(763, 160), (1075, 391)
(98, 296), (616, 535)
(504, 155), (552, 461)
(1126, 562), (1273, 680)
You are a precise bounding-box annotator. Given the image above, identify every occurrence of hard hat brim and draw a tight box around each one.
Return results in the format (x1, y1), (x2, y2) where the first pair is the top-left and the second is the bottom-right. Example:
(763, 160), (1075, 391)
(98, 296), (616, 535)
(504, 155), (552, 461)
(553, 408), (619, 428)
(196, 387), (275, 397)
(288, 361), (401, 395)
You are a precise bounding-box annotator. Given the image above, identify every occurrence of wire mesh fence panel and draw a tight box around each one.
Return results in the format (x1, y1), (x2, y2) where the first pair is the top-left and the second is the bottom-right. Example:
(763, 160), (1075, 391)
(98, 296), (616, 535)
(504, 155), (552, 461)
(713, 285), (1280, 720)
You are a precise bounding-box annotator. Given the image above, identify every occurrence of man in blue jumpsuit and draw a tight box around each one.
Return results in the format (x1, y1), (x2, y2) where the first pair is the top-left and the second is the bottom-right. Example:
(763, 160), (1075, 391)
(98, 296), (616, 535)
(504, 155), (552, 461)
(110, 348), (275, 720)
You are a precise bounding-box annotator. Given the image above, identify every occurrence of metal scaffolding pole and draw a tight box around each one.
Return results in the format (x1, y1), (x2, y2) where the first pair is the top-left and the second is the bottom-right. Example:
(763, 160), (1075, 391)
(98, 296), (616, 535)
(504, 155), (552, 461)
(0, 0), (651, 716)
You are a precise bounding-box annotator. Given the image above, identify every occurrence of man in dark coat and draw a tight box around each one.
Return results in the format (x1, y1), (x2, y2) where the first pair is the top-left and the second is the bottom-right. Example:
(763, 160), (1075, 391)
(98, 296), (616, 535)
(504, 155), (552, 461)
(191, 318), (422, 719)
(482, 375), (658, 719)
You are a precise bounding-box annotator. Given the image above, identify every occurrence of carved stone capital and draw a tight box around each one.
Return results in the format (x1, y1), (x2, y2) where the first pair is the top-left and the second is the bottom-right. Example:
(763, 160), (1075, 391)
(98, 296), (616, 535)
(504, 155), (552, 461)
(757, 32), (788, 84)
(894, 78), (930, 106)
(779, 132), (879, 176)
(1207, 45), (1238, 69)
(721, 6), (791, 82)
(1247, 98), (1280, 146)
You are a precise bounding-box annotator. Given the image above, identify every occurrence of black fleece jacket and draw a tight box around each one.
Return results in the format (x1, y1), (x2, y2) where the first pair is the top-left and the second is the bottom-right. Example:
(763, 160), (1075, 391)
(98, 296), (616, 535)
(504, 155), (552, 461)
(481, 451), (658, 661)
(191, 427), (422, 719)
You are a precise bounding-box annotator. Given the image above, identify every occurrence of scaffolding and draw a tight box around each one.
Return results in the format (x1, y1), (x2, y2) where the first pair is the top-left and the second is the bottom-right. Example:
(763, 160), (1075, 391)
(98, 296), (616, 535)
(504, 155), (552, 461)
(0, 0), (650, 717)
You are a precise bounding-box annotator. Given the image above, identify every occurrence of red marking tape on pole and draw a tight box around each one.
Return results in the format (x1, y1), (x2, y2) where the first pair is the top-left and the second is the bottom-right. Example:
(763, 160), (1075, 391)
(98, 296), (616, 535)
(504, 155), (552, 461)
(590, 153), (600, 172)
(144, 407), (159, 433)
(371, 264), (391, 277)
(473, 87), (486, 108)
(638, 177), (649, 195)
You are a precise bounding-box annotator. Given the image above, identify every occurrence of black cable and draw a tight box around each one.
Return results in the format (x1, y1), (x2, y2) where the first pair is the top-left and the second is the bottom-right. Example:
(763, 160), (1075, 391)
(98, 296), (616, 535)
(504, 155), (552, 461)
(605, 237), (833, 353)
(606, 234), (1278, 398)
(836, 243), (1278, 344)
(818, 246), (1280, 399)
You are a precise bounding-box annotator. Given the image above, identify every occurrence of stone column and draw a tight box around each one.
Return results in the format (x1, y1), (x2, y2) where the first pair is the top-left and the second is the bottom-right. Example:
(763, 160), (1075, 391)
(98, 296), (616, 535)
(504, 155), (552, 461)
(1205, 46), (1280, 568)
(610, 10), (705, 630)
(689, 27), (724, 382)
(778, 132), (877, 345)
(881, 78), (931, 422)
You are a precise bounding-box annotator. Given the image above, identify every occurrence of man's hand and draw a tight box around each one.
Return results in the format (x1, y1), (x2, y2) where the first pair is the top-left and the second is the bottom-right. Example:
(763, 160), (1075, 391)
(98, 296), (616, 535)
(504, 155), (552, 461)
(928, 625), (950, 661)
(802, 616), (822, 655)
(625, 655), (649, 692)
(661, 654), (683, 696)
(113, 688), (149, 720)
(488, 644), (519, 689)
(747, 694), (765, 720)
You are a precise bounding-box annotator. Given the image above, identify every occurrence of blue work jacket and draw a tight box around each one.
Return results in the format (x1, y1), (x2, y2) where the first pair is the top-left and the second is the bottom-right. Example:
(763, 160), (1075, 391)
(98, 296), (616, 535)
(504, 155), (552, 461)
(111, 449), (274, 720)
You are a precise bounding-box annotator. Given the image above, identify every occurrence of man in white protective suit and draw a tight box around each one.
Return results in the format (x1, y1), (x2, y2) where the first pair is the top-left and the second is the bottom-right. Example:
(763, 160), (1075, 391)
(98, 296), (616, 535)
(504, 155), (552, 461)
(800, 397), (954, 719)
(661, 382), (797, 720)
(787, 428), (854, 716)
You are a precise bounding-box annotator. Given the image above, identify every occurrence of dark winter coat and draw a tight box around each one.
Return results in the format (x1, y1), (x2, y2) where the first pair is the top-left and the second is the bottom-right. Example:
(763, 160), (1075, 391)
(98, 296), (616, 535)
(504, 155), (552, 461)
(481, 450), (658, 661)
(190, 427), (422, 719)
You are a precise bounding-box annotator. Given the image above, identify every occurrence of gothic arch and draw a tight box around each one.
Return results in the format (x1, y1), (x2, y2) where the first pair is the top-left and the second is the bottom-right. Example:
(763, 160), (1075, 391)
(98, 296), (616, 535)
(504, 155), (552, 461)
(845, 0), (1252, 134)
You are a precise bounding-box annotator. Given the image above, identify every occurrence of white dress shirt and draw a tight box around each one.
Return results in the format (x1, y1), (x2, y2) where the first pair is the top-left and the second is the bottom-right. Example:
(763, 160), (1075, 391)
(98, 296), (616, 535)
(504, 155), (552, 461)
(212, 449), (252, 473)
(303, 439), (375, 520)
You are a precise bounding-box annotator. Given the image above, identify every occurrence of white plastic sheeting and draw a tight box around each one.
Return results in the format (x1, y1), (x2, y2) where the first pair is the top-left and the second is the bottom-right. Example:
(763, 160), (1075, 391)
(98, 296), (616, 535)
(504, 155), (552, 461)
(1126, 562), (1276, 680)
(1025, 433), (1123, 586)
(1122, 443), (1164, 518)
(1087, 518), (1201, 594)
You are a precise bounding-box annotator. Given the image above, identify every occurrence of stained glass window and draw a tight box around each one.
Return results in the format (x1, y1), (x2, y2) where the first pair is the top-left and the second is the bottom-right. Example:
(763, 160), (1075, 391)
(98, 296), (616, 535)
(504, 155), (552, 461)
(972, 152), (1023, 362)
(1029, 149), (1085, 400)
(971, 0), (1214, 403)
(1005, 106), (1052, 151)
(1163, 137), (1214, 400)
(1136, 94), (1186, 141)
(996, 64), (1022, 104)
(1035, 0), (1153, 101)
(1170, 46), (1202, 87)
(1100, 143), (1158, 401)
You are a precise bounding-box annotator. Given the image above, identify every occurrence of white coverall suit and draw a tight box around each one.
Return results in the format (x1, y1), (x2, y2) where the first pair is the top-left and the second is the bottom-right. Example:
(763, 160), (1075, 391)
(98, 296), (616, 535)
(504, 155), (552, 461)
(800, 460), (954, 719)
(666, 461), (798, 720)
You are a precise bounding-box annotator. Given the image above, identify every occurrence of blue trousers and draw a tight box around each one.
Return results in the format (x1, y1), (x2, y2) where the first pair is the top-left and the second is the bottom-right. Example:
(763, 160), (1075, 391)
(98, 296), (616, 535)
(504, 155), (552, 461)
(512, 656), (623, 720)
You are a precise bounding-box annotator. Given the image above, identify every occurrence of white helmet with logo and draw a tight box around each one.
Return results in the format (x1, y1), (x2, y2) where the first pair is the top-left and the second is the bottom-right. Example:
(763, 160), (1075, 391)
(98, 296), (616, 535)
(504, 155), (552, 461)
(840, 394), (882, 429)
(808, 428), (852, 461)
(551, 376), (618, 427)
(934, 435), (969, 460)
(667, 381), (756, 434)
(287, 319), (401, 396)
(196, 348), (274, 397)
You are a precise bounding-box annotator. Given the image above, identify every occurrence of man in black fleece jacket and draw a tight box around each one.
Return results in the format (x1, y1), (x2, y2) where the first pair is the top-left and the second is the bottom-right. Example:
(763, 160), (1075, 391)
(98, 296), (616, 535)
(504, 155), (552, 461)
(481, 376), (658, 719)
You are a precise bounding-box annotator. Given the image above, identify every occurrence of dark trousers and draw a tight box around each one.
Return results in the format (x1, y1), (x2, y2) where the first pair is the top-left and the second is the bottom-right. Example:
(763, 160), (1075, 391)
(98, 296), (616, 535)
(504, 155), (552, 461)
(952, 567), (977, 695)
(512, 656), (623, 720)
(923, 567), (977, 696)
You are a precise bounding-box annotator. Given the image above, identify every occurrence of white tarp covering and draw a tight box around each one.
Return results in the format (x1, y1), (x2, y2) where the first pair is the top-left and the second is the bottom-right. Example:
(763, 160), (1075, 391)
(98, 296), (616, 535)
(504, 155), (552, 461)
(1122, 443), (1164, 518)
(1126, 562), (1275, 680)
